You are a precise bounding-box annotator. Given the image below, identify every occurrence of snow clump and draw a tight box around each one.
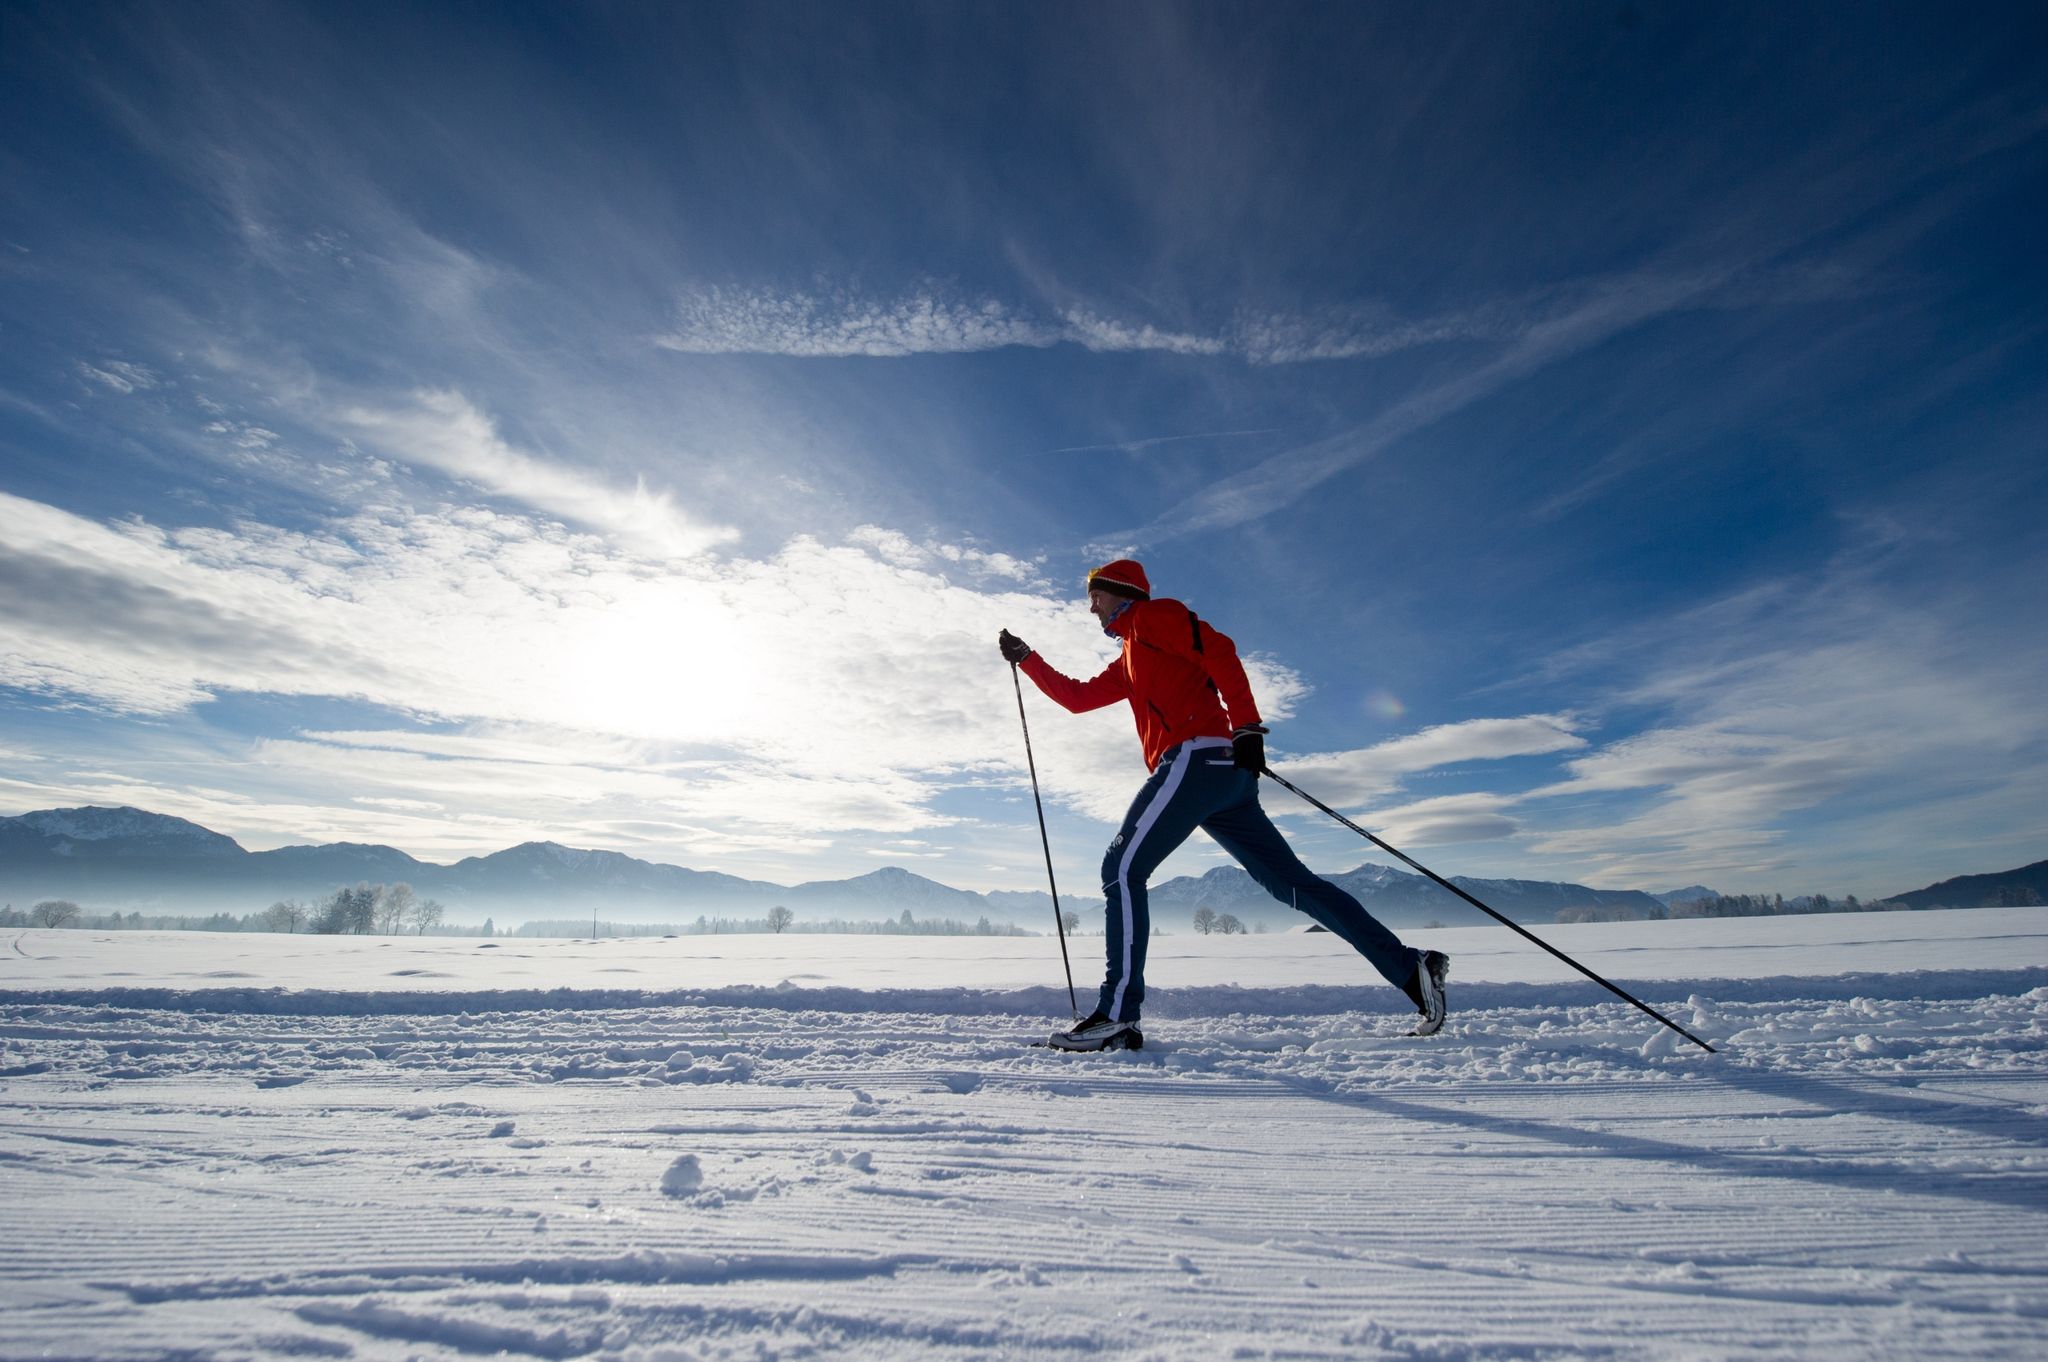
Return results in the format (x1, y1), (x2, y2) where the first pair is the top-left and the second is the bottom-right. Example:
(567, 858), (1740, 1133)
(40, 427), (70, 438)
(660, 1154), (703, 1198)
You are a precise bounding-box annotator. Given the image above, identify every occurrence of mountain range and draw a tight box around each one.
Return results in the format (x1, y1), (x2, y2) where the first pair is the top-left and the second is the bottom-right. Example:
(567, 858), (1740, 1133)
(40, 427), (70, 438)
(0, 805), (2034, 929)
(1885, 859), (2048, 911)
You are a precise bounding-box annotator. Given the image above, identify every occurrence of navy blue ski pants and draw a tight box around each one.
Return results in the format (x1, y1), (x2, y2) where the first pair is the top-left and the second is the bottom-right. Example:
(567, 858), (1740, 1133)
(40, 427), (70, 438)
(1096, 737), (1420, 1023)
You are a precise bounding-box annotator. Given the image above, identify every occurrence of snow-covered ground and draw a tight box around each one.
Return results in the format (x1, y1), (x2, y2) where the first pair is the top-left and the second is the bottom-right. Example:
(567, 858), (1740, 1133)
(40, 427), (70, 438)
(4, 908), (2046, 1360)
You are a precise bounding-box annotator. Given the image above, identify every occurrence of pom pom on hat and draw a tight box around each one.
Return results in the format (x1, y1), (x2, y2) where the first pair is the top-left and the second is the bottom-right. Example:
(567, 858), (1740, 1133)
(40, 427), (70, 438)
(1086, 559), (1151, 601)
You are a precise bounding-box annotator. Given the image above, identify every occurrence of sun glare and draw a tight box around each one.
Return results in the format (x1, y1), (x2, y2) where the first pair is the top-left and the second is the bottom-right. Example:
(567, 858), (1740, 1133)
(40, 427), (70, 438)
(553, 591), (762, 741)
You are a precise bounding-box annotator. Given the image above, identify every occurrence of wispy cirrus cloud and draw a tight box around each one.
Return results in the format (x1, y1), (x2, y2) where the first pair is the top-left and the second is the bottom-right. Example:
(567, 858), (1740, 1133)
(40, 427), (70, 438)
(337, 389), (737, 559)
(1272, 714), (1589, 812)
(1110, 96), (2048, 546)
(653, 283), (1501, 365)
(1111, 268), (1728, 543)
(75, 359), (164, 394)
(1042, 428), (1281, 457)
(1506, 524), (2048, 891)
(1518, 725), (1856, 883)
(655, 286), (1056, 358)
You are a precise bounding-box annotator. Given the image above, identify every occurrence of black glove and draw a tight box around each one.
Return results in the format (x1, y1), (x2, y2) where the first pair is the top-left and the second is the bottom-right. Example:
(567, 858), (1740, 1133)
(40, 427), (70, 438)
(1232, 724), (1268, 774)
(998, 629), (1033, 665)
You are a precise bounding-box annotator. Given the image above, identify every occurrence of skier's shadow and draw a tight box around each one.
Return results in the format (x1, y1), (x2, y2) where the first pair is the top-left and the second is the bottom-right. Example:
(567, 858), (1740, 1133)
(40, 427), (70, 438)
(1696, 1061), (2048, 1149)
(1242, 1060), (2048, 1214)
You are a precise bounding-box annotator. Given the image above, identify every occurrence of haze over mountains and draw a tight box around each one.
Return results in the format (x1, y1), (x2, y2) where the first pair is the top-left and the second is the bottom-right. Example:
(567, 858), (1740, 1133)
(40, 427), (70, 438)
(1, 806), (2038, 931)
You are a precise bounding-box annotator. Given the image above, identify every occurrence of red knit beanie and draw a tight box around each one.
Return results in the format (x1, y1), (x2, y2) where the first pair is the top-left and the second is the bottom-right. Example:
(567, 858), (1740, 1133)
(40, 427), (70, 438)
(1086, 559), (1151, 601)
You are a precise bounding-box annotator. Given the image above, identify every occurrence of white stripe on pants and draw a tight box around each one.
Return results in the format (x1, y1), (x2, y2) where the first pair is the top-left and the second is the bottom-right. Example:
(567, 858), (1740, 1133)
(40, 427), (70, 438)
(1106, 742), (1202, 1020)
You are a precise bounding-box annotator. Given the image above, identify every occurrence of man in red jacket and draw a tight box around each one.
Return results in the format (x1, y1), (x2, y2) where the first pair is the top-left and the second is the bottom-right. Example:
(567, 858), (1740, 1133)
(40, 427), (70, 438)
(1000, 559), (1449, 1051)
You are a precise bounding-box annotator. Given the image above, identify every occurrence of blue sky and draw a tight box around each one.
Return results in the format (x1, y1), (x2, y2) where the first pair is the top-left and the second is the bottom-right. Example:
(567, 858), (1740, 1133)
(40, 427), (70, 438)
(2, 1), (2044, 903)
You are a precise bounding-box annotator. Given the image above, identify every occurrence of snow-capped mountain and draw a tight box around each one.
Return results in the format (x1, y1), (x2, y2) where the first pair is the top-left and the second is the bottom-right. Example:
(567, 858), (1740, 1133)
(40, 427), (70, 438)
(0, 806), (1024, 923)
(0, 806), (245, 860)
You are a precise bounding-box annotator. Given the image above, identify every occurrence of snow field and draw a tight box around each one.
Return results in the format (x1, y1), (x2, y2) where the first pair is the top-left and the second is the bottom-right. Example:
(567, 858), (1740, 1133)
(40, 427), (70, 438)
(3, 915), (2047, 1360)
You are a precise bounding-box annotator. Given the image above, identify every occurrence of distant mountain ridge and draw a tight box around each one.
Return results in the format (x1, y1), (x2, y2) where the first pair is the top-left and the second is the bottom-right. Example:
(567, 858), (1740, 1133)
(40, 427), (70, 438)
(0, 806), (244, 859)
(0, 802), (1679, 929)
(1886, 860), (2048, 910)
(0, 805), (1670, 929)
(0, 806), (1023, 924)
(6, 805), (2037, 928)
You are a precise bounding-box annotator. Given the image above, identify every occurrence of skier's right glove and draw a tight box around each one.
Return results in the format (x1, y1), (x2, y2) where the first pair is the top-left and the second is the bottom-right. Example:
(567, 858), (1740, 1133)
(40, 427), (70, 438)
(998, 629), (1033, 665)
(1232, 724), (1269, 775)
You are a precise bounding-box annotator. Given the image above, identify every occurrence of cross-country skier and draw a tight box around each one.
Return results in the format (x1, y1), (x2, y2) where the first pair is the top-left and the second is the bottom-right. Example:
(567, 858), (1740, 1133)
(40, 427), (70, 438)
(1000, 559), (1449, 1051)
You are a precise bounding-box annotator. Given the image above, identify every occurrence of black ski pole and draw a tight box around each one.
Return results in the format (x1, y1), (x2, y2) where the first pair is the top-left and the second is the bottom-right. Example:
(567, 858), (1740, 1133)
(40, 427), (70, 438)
(1262, 765), (1716, 1054)
(1012, 662), (1080, 1017)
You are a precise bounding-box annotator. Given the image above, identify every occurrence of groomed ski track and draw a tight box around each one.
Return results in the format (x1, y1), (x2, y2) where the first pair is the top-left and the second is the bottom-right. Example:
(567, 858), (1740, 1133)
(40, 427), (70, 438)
(3, 912), (2047, 1361)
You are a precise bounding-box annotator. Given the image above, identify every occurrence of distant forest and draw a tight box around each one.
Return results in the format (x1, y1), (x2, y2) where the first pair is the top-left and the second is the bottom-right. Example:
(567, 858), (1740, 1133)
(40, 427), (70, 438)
(5, 880), (2037, 936)
(1556, 889), (2036, 923)
(512, 912), (1032, 938)
(0, 888), (1035, 938)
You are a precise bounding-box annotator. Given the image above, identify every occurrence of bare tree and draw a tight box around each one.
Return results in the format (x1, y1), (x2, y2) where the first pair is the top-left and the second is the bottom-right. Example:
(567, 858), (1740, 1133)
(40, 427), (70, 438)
(765, 905), (795, 934)
(29, 899), (82, 928)
(1062, 909), (1080, 933)
(373, 883), (417, 935)
(1192, 906), (1218, 935)
(410, 899), (445, 934)
(260, 899), (309, 933)
(1215, 913), (1245, 935)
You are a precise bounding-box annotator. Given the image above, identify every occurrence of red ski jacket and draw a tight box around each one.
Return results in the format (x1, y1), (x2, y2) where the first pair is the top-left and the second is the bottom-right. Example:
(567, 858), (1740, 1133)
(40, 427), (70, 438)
(1020, 598), (1263, 770)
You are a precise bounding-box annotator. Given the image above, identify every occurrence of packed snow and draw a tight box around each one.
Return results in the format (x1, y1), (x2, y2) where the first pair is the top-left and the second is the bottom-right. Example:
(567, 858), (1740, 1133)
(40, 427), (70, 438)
(3, 908), (2046, 1360)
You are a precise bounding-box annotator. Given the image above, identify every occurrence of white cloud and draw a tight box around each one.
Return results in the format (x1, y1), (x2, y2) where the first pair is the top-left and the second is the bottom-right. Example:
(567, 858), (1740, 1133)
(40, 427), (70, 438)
(847, 526), (1046, 585)
(1233, 308), (1514, 364)
(1270, 715), (1587, 809)
(0, 492), (369, 714)
(654, 284), (1503, 366)
(10, 476), (2035, 896)
(204, 420), (280, 450)
(655, 286), (1055, 358)
(1507, 535), (2048, 892)
(1361, 793), (1522, 848)
(1057, 309), (1227, 357)
(338, 389), (736, 559)
(1, 488), (1589, 875)
(0, 492), (1116, 843)
(76, 360), (162, 393)
(1519, 725), (1852, 879)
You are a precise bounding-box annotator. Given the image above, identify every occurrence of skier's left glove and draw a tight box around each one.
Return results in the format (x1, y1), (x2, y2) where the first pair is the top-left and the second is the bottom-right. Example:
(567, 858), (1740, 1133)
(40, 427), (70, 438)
(1232, 724), (1269, 775)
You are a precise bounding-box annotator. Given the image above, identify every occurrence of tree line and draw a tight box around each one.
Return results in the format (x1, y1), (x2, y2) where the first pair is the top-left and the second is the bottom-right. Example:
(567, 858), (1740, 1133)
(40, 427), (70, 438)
(0, 895), (1043, 938)
(0, 883), (455, 935)
(1555, 892), (1928, 924)
(510, 908), (1034, 938)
